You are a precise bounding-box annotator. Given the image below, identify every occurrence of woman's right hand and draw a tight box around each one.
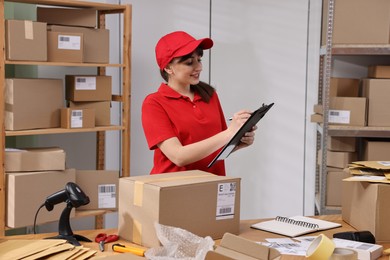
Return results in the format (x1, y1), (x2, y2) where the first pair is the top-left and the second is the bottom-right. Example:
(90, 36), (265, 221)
(227, 110), (252, 136)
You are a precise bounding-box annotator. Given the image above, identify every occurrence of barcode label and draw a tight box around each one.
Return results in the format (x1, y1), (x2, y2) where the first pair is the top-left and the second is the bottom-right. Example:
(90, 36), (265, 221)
(76, 78), (87, 83)
(59, 36), (70, 42)
(58, 35), (81, 50)
(216, 182), (236, 220)
(219, 207), (232, 214)
(72, 110), (82, 117)
(98, 184), (116, 208)
(99, 185), (116, 193)
(328, 110), (350, 124)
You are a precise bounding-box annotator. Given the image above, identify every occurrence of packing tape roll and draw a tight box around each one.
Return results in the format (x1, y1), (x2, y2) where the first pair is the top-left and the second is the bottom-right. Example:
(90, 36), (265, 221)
(330, 248), (358, 260)
(306, 234), (335, 260)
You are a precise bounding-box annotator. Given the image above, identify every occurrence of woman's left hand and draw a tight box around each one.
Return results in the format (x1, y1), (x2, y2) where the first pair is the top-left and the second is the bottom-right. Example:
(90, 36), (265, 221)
(236, 125), (257, 149)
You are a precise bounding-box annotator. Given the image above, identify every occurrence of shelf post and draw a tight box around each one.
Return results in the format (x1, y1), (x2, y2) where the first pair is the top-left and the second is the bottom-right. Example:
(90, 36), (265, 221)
(0, 0), (5, 236)
(121, 4), (131, 178)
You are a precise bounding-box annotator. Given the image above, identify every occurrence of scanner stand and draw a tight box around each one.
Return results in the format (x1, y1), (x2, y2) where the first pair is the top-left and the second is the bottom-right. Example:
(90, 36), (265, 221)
(46, 201), (92, 246)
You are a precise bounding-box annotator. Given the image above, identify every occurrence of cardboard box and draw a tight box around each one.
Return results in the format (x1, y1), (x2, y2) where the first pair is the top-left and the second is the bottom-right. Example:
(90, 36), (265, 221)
(48, 25), (109, 63)
(326, 168), (348, 207)
(327, 150), (357, 169)
(69, 101), (111, 126)
(329, 97), (367, 126)
(313, 104), (323, 114)
(61, 108), (95, 129)
(118, 170), (241, 248)
(5, 147), (65, 172)
(362, 79), (390, 127)
(6, 169), (76, 228)
(342, 181), (390, 242)
(205, 233), (281, 260)
(5, 78), (64, 130)
(368, 66), (390, 79)
(327, 137), (356, 152)
(322, 0), (390, 45)
(37, 7), (97, 28)
(363, 140), (390, 161)
(65, 75), (112, 102)
(310, 114), (323, 123)
(5, 20), (47, 61)
(330, 78), (360, 97)
(47, 31), (84, 63)
(76, 170), (119, 210)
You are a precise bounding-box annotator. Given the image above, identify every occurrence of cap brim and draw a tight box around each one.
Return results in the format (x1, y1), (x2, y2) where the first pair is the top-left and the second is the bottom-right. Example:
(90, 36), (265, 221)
(173, 38), (214, 59)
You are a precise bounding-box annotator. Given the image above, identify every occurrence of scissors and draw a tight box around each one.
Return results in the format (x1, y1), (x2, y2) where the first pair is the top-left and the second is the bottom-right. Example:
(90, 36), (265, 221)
(95, 233), (119, 252)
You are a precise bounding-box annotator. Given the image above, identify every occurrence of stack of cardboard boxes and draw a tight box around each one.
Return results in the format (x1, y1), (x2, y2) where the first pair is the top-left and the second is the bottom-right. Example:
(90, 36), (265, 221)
(5, 147), (119, 228)
(65, 75), (112, 127)
(312, 77), (362, 207)
(5, 6), (111, 130)
(342, 66), (390, 243)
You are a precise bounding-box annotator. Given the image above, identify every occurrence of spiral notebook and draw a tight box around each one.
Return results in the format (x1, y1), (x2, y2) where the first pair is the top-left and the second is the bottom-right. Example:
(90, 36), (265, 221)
(250, 216), (342, 237)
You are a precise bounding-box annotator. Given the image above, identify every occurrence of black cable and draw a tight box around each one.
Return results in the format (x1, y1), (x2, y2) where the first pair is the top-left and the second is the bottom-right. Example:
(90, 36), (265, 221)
(33, 203), (45, 234)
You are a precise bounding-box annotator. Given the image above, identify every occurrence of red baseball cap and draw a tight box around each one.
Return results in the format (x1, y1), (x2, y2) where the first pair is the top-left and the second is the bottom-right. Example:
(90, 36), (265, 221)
(155, 31), (213, 70)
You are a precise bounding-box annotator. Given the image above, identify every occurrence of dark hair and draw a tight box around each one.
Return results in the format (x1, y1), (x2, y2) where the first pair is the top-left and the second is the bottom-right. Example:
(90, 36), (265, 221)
(159, 47), (215, 102)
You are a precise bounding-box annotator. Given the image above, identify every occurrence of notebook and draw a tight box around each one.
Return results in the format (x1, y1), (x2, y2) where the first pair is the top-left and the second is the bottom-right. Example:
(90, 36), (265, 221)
(250, 216), (342, 237)
(207, 102), (274, 168)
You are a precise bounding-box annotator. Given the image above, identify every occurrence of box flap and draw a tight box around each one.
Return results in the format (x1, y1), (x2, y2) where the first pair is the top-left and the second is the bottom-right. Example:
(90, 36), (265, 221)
(206, 233), (281, 260)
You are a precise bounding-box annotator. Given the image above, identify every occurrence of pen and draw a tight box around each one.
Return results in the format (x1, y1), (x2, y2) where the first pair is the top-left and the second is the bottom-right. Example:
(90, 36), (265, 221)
(112, 243), (146, 256)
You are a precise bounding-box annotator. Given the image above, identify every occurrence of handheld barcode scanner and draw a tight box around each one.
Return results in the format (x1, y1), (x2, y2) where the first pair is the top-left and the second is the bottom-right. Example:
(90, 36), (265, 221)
(43, 182), (92, 246)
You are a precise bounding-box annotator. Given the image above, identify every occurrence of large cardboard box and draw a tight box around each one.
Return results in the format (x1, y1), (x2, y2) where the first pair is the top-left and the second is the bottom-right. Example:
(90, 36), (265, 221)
(363, 140), (390, 161)
(327, 137), (356, 152)
(5, 147), (65, 172)
(5, 78), (64, 130)
(326, 168), (349, 207)
(69, 101), (111, 126)
(118, 171), (241, 248)
(368, 66), (390, 79)
(37, 7), (97, 28)
(61, 108), (95, 129)
(5, 20), (47, 61)
(330, 78), (360, 97)
(47, 31), (84, 63)
(329, 97), (367, 126)
(327, 150), (357, 169)
(205, 233), (281, 260)
(322, 0), (390, 45)
(6, 169), (76, 228)
(48, 25), (109, 63)
(342, 181), (390, 242)
(76, 170), (119, 210)
(362, 79), (390, 127)
(65, 75), (112, 102)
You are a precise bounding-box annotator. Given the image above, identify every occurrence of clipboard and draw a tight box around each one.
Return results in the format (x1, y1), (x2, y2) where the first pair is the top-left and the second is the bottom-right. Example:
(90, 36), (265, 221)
(207, 102), (274, 168)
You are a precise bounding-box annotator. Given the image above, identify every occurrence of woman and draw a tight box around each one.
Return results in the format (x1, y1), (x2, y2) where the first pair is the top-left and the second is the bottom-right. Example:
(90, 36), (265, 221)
(142, 31), (256, 176)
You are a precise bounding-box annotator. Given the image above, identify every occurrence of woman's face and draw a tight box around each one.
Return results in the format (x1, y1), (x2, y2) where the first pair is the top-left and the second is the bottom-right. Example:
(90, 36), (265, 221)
(167, 52), (203, 88)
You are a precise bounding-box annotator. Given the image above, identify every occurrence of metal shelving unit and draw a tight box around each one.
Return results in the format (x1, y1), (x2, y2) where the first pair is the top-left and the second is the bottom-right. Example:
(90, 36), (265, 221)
(315, 0), (390, 215)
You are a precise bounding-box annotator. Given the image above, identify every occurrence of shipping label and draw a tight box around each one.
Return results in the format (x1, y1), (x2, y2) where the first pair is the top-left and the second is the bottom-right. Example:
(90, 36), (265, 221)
(75, 77), (97, 90)
(58, 35), (81, 50)
(98, 184), (116, 208)
(216, 182), (236, 220)
(328, 110), (350, 124)
(71, 110), (83, 128)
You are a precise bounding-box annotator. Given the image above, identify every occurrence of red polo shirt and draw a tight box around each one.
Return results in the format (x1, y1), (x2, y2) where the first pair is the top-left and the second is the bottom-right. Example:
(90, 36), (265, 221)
(142, 83), (227, 176)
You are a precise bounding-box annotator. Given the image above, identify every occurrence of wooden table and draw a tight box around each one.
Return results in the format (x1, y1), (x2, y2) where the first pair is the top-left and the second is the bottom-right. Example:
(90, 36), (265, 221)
(1, 215), (389, 259)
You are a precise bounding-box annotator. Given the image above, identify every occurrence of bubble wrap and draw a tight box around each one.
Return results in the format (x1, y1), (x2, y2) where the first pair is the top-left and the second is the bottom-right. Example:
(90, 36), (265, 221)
(144, 223), (215, 260)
